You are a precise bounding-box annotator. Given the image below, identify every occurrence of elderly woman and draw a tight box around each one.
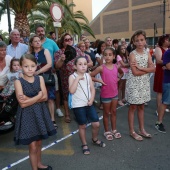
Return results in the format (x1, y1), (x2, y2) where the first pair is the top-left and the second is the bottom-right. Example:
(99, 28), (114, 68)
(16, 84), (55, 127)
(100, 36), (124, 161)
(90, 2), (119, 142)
(28, 35), (58, 128)
(153, 34), (169, 116)
(55, 33), (82, 123)
(0, 41), (12, 109)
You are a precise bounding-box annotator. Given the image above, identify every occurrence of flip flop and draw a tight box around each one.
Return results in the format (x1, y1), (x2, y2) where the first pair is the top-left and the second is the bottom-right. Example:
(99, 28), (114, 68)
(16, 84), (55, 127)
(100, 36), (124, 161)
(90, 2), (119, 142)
(130, 131), (143, 141)
(138, 130), (152, 138)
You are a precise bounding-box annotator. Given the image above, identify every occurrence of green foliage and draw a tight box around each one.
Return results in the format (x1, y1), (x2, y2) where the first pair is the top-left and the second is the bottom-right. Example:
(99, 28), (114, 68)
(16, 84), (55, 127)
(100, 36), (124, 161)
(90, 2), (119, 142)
(0, 30), (9, 44)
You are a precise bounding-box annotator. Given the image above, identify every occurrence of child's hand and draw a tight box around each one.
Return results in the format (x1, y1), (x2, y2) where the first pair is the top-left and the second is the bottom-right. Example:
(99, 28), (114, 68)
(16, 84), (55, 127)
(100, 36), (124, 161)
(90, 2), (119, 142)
(88, 100), (93, 106)
(77, 75), (84, 81)
(99, 79), (107, 85)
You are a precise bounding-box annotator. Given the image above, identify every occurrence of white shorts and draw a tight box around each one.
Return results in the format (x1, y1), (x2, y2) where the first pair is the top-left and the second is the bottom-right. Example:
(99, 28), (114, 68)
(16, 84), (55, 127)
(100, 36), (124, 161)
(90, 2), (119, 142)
(53, 73), (59, 91)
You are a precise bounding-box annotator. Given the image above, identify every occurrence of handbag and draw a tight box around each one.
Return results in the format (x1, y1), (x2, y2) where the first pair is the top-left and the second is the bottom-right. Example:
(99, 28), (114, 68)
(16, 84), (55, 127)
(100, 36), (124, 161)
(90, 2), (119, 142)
(41, 73), (55, 86)
(64, 45), (77, 64)
(68, 93), (73, 109)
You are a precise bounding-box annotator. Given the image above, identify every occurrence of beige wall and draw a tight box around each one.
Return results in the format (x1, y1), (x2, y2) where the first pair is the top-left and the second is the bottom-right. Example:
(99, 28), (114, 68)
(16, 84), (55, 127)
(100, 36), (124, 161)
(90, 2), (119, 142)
(73, 0), (92, 22)
(87, 0), (170, 42)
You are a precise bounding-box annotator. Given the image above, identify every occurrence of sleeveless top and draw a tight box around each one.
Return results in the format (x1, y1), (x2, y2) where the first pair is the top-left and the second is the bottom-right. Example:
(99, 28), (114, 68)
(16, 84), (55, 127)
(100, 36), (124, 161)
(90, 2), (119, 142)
(72, 72), (91, 108)
(101, 64), (118, 98)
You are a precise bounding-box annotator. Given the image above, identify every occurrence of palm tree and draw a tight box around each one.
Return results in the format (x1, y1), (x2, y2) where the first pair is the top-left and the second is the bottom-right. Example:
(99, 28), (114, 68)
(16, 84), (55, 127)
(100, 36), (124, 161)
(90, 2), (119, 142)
(29, 1), (95, 38)
(0, 0), (95, 38)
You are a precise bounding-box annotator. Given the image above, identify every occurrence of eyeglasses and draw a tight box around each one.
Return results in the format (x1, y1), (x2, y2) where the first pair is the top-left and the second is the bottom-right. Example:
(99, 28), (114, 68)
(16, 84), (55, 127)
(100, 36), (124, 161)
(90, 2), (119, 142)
(64, 37), (73, 42)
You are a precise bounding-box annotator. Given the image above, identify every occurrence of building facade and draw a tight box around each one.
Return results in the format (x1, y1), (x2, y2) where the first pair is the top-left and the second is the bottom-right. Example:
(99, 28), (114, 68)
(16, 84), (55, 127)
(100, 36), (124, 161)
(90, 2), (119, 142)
(86, 0), (170, 44)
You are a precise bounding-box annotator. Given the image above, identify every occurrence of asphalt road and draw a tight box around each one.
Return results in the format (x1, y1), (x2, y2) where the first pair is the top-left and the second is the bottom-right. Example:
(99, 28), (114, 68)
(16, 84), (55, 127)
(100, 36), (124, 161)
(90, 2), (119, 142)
(0, 76), (170, 170)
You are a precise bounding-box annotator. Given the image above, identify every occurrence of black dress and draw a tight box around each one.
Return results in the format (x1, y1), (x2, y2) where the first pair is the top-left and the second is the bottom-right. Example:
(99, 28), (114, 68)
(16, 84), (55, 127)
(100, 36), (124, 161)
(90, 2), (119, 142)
(14, 76), (56, 145)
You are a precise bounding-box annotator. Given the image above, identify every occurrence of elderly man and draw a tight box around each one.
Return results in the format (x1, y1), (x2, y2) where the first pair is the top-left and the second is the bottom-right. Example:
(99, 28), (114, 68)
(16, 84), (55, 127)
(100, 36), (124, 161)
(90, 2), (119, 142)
(105, 36), (113, 48)
(7, 29), (28, 59)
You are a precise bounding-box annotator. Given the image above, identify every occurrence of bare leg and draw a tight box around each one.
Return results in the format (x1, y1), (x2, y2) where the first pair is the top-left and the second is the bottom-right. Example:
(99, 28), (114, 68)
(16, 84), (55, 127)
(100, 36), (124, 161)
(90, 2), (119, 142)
(37, 140), (47, 169)
(128, 104), (137, 133)
(118, 80), (123, 101)
(122, 80), (126, 100)
(156, 93), (162, 112)
(102, 102), (111, 132)
(91, 122), (100, 141)
(63, 100), (71, 122)
(48, 99), (55, 121)
(29, 141), (38, 170)
(79, 124), (87, 145)
(110, 99), (118, 130)
(137, 104), (145, 131)
(158, 103), (167, 123)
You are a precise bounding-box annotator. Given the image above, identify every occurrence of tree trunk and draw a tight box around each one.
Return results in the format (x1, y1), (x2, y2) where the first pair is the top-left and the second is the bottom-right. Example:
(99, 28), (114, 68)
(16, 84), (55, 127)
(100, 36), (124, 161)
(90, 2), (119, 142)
(14, 13), (30, 36)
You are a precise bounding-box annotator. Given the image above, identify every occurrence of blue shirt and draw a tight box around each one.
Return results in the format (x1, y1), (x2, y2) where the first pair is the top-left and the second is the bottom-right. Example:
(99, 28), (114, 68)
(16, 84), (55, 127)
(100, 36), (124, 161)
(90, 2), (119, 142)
(7, 42), (28, 59)
(42, 38), (59, 68)
(163, 49), (170, 83)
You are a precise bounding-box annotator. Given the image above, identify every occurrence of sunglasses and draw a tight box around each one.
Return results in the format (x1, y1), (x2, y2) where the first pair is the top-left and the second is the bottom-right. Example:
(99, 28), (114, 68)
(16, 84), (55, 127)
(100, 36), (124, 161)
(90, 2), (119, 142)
(64, 37), (73, 42)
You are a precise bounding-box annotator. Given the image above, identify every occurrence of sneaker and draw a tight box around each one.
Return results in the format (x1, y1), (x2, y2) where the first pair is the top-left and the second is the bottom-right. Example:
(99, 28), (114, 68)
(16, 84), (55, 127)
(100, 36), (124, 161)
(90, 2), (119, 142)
(155, 122), (166, 133)
(165, 108), (170, 112)
(56, 109), (64, 117)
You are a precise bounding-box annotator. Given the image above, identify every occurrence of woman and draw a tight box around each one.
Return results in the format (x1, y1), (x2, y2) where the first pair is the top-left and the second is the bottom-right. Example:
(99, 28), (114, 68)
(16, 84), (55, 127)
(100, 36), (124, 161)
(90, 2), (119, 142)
(0, 41), (12, 120)
(153, 34), (169, 116)
(29, 35), (58, 128)
(55, 33), (82, 123)
(77, 41), (93, 68)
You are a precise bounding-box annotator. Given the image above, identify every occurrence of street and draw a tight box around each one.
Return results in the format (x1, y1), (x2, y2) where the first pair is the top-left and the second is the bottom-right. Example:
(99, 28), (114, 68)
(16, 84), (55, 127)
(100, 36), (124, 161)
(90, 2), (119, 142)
(0, 76), (170, 170)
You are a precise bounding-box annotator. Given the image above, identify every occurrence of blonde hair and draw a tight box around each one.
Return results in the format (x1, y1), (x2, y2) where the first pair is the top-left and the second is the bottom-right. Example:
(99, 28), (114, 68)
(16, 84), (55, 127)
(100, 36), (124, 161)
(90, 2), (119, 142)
(77, 41), (85, 48)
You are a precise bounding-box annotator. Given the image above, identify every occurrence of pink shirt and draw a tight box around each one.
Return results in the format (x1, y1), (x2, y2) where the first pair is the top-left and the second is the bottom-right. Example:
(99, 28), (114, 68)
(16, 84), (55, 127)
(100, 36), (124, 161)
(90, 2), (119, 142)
(100, 64), (118, 98)
(117, 55), (129, 73)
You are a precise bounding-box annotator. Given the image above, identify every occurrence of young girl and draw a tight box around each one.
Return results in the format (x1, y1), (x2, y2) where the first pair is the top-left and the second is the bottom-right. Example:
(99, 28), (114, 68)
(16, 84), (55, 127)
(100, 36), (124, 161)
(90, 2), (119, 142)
(91, 47), (123, 141)
(14, 54), (56, 170)
(69, 56), (105, 155)
(116, 45), (130, 106)
(125, 30), (155, 141)
(0, 58), (22, 98)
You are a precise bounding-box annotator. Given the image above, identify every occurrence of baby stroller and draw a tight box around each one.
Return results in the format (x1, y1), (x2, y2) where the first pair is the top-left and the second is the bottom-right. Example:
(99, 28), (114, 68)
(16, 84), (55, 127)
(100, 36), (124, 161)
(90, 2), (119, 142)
(0, 92), (18, 133)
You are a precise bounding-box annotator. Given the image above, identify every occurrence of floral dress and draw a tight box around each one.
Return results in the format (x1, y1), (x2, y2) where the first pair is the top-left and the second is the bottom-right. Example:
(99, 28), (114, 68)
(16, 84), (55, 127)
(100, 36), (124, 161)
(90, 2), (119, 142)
(125, 49), (151, 104)
(55, 47), (82, 100)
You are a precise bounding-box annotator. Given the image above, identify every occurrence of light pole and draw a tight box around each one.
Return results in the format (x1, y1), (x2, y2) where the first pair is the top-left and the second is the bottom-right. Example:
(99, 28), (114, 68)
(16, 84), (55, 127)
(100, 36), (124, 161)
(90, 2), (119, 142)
(154, 23), (158, 48)
(6, 0), (12, 34)
(163, 0), (166, 34)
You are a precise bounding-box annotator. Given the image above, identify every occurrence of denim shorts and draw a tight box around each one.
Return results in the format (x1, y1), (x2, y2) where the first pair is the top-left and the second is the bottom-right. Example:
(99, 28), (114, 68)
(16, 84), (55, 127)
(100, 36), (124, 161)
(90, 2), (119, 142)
(101, 95), (118, 103)
(46, 86), (56, 100)
(73, 105), (99, 125)
(162, 83), (170, 105)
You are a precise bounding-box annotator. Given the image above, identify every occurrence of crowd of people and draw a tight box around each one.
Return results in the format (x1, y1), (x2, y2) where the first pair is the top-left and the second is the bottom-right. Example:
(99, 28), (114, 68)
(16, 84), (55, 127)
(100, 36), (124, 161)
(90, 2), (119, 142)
(0, 27), (170, 170)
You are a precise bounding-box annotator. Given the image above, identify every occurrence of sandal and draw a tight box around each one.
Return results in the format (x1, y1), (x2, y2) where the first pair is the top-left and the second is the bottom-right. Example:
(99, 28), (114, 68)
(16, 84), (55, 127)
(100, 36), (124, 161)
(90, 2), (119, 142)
(130, 131), (143, 141)
(92, 139), (106, 147)
(104, 131), (113, 141)
(52, 121), (58, 130)
(65, 115), (71, 123)
(81, 144), (90, 155)
(111, 130), (121, 139)
(138, 129), (152, 138)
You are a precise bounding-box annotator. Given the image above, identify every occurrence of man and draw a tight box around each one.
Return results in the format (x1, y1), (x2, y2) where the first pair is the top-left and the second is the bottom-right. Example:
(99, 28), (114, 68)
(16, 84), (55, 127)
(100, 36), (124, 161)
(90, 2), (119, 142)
(105, 36), (112, 48)
(112, 39), (119, 50)
(7, 29), (28, 58)
(155, 47), (170, 133)
(35, 25), (64, 120)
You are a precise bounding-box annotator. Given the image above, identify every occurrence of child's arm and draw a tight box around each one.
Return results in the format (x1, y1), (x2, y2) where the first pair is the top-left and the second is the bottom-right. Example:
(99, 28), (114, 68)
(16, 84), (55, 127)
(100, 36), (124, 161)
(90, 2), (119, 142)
(118, 67), (124, 81)
(69, 74), (84, 94)
(119, 60), (130, 68)
(134, 53), (155, 73)
(37, 76), (48, 102)
(88, 75), (95, 106)
(130, 53), (147, 76)
(154, 47), (163, 64)
(14, 80), (43, 108)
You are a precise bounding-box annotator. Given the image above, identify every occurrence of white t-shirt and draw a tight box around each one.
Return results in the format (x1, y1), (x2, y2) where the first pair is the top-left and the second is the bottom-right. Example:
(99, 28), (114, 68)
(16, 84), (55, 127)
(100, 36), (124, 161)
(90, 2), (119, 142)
(72, 72), (91, 108)
(0, 55), (12, 86)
